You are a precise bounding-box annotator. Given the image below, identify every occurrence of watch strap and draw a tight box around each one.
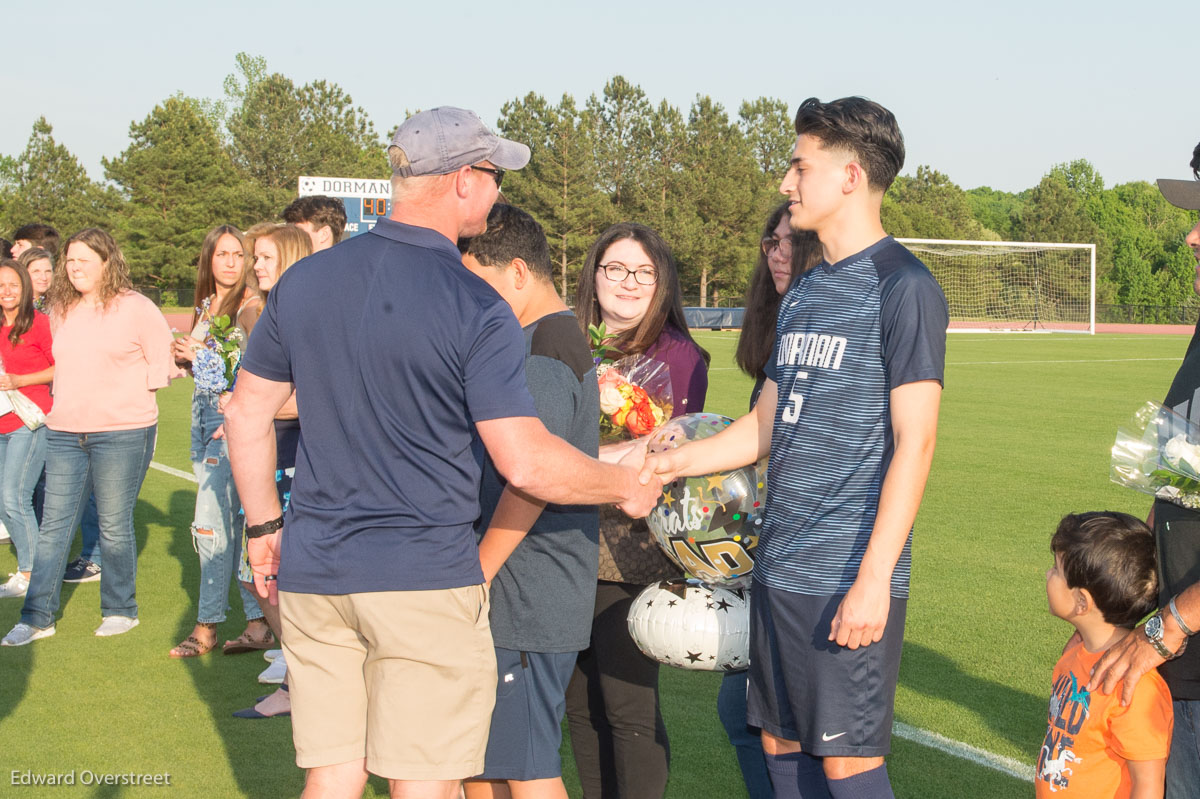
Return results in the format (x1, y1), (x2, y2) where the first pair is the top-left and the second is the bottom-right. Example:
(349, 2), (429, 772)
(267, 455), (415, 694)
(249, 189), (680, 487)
(245, 516), (284, 539)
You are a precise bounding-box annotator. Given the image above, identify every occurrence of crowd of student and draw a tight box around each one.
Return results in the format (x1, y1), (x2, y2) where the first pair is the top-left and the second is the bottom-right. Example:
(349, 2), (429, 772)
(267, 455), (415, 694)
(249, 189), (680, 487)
(0, 102), (1197, 799)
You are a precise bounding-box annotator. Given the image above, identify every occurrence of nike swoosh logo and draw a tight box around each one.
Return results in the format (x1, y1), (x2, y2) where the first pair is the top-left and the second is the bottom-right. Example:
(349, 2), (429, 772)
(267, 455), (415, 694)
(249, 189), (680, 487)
(821, 731), (847, 742)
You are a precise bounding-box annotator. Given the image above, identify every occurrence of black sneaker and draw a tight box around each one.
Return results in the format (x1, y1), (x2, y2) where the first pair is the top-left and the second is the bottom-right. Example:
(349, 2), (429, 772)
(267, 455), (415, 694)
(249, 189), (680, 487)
(63, 558), (101, 583)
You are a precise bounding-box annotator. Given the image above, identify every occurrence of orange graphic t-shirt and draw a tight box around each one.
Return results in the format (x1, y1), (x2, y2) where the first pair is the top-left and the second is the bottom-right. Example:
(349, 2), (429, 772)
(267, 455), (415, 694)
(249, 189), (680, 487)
(1036, 638), (1173, 797)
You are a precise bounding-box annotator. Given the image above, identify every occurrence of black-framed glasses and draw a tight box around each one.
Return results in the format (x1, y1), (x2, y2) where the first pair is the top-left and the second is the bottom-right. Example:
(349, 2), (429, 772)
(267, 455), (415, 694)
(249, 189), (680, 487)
(470, 165), (505, 188)
(597, 263), (658, 286)
(761, 236), (794, 258)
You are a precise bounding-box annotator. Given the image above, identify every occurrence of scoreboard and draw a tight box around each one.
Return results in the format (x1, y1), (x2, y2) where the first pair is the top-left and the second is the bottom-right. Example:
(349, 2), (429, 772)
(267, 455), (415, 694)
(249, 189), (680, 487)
(297, 176), (391, 238)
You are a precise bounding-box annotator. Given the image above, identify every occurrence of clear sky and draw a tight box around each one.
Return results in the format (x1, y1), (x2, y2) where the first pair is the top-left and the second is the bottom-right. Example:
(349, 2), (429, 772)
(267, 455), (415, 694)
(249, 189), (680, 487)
(4, 0), (1197, 194)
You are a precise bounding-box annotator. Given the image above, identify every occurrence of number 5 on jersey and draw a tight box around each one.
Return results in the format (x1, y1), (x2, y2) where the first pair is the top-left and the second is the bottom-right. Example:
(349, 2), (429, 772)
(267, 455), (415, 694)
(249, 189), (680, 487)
(781, 371), (809, 424)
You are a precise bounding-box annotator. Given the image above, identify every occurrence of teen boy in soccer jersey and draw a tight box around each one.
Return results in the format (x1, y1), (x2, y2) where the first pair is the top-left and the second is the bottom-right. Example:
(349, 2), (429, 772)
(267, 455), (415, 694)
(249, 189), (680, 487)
(643, 96), (947, 799)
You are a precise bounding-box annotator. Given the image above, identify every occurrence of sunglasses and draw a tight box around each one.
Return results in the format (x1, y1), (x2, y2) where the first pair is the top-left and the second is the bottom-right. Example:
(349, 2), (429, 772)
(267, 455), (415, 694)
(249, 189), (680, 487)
(470, 165), (505, 189)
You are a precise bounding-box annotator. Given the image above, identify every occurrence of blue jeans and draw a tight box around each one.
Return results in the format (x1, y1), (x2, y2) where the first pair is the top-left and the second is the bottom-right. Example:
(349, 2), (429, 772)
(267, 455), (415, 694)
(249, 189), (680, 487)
(79, 493), (101, 565)
(189, 393), (259, 624)
(34, 476), (101, 567)
(1167, 698), (1200, 798)
(718, 670), (774, 799)
(20, 425), (156, 629)
(0, 425), (46, 574)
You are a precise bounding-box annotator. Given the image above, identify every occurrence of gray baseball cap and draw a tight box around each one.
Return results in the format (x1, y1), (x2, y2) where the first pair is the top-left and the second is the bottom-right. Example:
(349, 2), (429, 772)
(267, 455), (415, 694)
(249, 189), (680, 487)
(389, 107), (530, 177)
(1158, 178), (1200, 211)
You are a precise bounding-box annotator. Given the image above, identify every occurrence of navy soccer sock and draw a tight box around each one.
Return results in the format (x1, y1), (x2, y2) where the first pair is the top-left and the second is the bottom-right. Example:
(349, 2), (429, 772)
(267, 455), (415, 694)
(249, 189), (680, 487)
(826, 763), (894, 799)
(764, 751), (832, 799)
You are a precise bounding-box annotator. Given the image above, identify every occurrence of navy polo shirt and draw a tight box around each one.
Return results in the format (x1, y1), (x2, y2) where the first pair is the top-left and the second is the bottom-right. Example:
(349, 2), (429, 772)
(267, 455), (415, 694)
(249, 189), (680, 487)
(761, 236), (947, 599)
(241, 217), (538, 594)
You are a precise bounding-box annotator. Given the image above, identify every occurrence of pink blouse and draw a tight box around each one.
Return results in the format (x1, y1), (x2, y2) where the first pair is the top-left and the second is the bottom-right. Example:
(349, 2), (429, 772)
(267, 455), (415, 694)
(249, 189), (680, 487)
(46, 291), (174, 432)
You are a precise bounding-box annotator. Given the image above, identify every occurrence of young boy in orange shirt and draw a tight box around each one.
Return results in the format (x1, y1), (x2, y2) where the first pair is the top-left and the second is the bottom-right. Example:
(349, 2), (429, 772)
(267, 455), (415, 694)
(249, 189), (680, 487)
(1039, 512), (1174, 798)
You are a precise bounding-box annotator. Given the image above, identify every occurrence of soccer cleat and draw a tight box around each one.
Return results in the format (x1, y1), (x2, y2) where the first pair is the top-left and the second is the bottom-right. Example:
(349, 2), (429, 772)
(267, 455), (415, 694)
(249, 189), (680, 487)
(2, 622), (55, 646)
(94, 616), (139, 637)
(263, 648), (282, 662)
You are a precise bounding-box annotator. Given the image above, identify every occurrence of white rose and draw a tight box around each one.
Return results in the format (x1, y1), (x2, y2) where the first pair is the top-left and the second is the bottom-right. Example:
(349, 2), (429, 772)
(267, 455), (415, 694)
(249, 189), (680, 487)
(599, 386), (624, 416)
(1164, 434), (1200, 476)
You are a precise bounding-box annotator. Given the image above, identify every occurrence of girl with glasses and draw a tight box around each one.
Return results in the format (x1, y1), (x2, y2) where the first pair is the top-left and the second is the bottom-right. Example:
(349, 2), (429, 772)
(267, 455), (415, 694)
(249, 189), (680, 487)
(568, 222), (709, 799)
(721, 202), (822, 799)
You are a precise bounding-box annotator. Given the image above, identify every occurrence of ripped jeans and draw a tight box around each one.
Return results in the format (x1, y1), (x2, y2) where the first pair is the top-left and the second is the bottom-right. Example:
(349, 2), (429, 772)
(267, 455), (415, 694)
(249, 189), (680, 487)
(191, 392), (261, 625)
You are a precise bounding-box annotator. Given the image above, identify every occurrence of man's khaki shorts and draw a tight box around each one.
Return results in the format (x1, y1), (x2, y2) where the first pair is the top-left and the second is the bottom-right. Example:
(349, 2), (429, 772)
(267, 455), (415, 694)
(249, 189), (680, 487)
(279, 585), (495, 780)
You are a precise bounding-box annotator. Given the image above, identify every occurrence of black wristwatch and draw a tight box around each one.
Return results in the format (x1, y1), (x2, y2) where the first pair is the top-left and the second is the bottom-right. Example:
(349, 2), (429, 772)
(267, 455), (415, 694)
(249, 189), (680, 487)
(245, 516), (284, 539)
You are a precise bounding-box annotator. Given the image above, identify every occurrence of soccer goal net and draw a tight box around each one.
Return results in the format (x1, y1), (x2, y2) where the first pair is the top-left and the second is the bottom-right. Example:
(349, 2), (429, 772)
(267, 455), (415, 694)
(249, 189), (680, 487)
(897, 239), (1096, 334)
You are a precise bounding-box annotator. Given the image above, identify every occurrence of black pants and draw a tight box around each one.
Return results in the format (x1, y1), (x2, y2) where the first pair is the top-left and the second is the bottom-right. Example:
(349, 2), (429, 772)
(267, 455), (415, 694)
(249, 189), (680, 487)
(565, 580), (670, 799)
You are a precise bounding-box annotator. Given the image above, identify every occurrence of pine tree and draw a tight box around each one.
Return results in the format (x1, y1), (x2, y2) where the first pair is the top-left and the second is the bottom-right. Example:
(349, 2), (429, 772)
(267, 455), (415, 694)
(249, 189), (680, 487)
(103, 96), (249, 285)
(0, 118), (114, 240)
(498, 94), (608, 298)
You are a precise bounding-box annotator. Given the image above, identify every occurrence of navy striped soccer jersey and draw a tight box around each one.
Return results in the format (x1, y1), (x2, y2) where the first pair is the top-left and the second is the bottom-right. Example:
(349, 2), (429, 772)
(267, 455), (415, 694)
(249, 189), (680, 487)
(759, 236), (948, 598)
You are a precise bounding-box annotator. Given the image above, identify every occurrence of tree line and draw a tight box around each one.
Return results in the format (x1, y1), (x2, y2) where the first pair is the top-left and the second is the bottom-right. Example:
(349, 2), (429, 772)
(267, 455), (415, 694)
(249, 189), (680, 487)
(1, 54), (1195, 309)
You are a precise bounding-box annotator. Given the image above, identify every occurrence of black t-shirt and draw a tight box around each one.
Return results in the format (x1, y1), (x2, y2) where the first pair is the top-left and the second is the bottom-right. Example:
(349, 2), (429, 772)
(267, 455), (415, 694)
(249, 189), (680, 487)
(477, 312), (600, 652)
(1154, 319), (1200, 698)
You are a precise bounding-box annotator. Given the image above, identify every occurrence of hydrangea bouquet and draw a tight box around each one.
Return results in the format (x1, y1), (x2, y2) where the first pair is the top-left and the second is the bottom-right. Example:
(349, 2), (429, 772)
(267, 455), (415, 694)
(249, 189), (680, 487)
(192, 297), (244, 395)
(1111, 400), (1200, 509)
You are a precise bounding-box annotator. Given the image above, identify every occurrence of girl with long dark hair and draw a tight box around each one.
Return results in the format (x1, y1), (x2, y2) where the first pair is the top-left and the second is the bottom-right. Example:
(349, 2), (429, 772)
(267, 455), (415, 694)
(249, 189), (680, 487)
(0, 259), (54, 599)
(567, 222), (709, 799)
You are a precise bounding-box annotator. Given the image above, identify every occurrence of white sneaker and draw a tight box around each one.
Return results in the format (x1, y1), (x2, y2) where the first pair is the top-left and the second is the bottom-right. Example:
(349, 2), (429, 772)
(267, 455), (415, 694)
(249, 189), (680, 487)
(2, 622), (55, 646)
(263, 648), (283, 662)
(0, 572), (29, 598)
(258, 653), (287, 684)
(94, 616), (139, 637)
(0, 521), (10, 544)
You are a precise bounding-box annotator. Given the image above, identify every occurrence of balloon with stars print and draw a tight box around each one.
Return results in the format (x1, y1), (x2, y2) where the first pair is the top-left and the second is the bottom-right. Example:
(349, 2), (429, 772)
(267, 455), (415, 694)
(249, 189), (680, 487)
(644, 413), (767, 589)
(626, 579), (750, 671)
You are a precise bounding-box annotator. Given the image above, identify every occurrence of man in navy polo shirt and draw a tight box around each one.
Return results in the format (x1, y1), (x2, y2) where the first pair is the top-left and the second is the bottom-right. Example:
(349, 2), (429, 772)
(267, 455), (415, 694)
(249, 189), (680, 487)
(643, 97), (947, 799)
(225, 107), (661, 799)
(1091, 142), (1200, 798)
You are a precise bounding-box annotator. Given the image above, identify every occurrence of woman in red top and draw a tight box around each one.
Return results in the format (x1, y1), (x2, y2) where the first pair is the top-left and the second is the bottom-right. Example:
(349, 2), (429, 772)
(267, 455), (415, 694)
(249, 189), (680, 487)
(0, 259), (54, 599)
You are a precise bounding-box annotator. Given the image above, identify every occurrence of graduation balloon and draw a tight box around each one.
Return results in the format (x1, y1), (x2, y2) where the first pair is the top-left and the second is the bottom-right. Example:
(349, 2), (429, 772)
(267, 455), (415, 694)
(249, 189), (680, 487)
(645, 413), (767, 589)
(627, 579), (750, 672)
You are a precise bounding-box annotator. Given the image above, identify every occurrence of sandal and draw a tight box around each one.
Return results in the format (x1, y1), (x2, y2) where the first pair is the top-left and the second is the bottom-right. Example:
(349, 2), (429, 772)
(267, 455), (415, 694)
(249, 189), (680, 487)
(170, 625), (218, 658)
(222, 624), (275, 655)
(233, 685), (290, 719)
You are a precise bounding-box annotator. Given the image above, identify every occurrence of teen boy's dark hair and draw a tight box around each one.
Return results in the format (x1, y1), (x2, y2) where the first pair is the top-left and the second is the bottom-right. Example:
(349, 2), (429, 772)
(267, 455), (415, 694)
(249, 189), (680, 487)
(282, 196), (348, 244)
(794, 97), (906, 193)
(460, 204), (553, 281)
(1051, 512), (1158, 628)
(11, 223), (61, 256)
(1190, 140), (1199, 179)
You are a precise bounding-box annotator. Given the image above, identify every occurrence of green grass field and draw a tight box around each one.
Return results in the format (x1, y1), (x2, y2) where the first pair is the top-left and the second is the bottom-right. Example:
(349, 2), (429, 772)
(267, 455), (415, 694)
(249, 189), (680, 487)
(0, 331), (1188, 798)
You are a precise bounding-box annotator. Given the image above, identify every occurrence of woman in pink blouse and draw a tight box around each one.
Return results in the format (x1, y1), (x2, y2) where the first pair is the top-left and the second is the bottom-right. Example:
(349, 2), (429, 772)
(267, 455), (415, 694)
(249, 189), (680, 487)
(2, 229), (173, 646)
(0, 259), (54, 599)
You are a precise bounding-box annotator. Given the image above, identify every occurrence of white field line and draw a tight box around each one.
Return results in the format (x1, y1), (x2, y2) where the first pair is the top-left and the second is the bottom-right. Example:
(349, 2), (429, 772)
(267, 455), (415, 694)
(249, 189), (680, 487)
(948, 357), (1180, 366)
(950, 335), (1189, 343)
(145, 455), (1035, 782)
(893, 722), (1034, 783)
(149, 461), (196, 483)
(711, 357), (1181, 371)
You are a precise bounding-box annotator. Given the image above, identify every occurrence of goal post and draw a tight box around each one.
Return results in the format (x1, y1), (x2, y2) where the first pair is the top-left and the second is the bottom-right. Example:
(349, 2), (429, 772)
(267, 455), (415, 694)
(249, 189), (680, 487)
(897, 239), (1096, 334)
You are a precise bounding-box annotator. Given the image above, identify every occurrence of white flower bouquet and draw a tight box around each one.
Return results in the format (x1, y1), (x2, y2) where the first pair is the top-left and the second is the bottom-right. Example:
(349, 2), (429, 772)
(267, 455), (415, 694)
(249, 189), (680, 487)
(1111, 400), (1200, 509)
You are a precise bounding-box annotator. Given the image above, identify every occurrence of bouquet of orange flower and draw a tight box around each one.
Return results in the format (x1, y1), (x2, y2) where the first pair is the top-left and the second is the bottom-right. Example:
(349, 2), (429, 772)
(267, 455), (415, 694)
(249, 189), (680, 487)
(597, 355), (673, 440)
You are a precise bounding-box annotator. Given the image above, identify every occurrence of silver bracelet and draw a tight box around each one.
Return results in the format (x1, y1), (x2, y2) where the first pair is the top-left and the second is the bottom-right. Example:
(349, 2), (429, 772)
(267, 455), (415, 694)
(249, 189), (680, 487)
(1169, 596), (1196, 637)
